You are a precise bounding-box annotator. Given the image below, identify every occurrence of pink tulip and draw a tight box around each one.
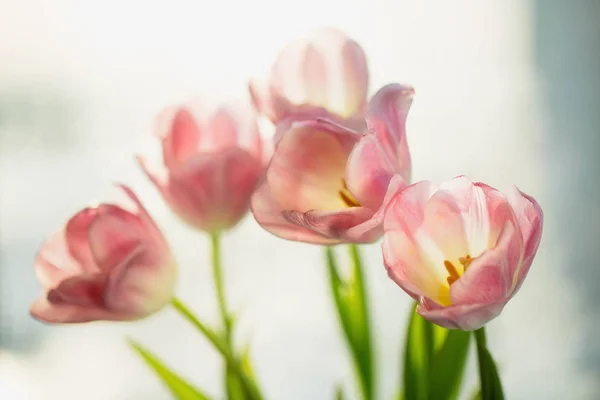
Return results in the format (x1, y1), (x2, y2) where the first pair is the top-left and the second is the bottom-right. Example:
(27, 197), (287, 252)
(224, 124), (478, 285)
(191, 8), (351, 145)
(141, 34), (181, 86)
(249, 28), (369, 130)
(137, 101), (264, 233)
(31, 185), (176, 323)
(382, 176), (543, 330)
(251, 83), (414, 244)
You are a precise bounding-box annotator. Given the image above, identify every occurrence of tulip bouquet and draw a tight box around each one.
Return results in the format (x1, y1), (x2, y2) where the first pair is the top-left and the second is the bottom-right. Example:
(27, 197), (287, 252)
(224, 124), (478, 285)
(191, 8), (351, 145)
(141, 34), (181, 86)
(30, 28), (543, 400)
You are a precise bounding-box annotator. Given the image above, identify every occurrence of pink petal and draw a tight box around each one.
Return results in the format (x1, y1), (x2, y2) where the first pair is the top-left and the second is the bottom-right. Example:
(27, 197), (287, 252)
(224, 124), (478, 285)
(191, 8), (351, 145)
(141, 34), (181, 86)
(475, 182), (520, 249)
(162, 109), (201, 169)
(30, 295), (132, 324)
(163, 148), (263, 232)
(302, 44), (328, 107)
(382, 229), (447, 302)
(103, 245), (176, 316)
(417, 300), (507, 331)
(341, 39), (368, 116)
(282, 206), (377, 243)
(365, 83), (414, 182)
(450, 219), (522, 306)
(250, 179), (340, 244)
(203, 107), (239, 151)
(423, 190), (469, 267)
(260, 28), (369, 124)
(266, 120), (358, 212)
(382, 180), (437, 233)
(64, 207), (99, 270)
(86, 205), (146, 273)
(249, 79), (276, 122)
(437, 176), (491, 257)
(345, 134), (400, 210)
(270, 39), (308, 105)
(49, 274), (107, 308)
(35, 230), (85, 288)
(506, 186), (544, 294)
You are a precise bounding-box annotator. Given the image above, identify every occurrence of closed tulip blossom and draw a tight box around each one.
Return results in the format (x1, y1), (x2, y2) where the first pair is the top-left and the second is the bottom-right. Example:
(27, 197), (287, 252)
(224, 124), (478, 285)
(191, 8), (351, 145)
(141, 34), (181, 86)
(251, 83), (414, 244)
(31, 185), (176, 323)
(382, 176), (543, 330)
(137, 102), (264, 233)
(249, 28), (369, 130)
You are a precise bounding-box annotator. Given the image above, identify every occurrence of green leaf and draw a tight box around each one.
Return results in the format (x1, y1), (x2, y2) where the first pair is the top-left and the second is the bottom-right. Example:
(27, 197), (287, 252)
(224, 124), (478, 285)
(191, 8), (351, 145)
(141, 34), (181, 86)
(474, 328), (504, 400)
(429, 329), (471, 400)
(480, 348), (504, 400)
(325, 246), (374, 400)
(432, 323), (449, 352)
(128, 339), (212, 400)
(227, 345), (259, 400)
(470, 389), (482, 400)
(402, 303), (434, 400)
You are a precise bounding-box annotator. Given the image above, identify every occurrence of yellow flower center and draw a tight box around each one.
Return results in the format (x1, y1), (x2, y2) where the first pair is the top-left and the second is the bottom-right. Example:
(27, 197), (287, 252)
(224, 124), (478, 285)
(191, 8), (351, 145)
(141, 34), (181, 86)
(339, 179), (361, 208)
(444, 255), (473, 285)
(437, 255), (473, 306)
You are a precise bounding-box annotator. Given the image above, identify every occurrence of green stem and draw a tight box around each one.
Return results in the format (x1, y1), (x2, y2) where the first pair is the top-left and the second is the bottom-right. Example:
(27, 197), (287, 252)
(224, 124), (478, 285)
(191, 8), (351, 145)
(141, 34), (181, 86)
(211, 232), (231, 339)
(325, 245), (374, 400)
(170, 298), (262, 400)
(348, 244), (374, 400)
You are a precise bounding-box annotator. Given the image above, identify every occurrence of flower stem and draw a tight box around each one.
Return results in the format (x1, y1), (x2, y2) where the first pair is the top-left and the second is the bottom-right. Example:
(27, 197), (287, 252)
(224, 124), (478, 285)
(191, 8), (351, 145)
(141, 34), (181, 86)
(325, 245), (375, 400)
(171, 297), (262, 400)
(211, 232), (231, 339)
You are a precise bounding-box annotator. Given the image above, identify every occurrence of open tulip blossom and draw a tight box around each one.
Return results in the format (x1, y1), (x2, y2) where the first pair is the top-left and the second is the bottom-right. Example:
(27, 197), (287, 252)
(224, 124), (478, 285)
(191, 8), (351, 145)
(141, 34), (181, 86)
(31, 185), (176, 323)
(249, 28), (369, 130)
(251, 83), (414, 244)
(29, 27), (545, 400)
(382, 176), (543, 330)
(137, 102), (264, 233)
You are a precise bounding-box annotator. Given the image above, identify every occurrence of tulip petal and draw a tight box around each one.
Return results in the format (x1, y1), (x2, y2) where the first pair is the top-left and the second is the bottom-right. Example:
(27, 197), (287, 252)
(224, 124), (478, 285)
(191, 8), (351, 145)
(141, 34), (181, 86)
(250, 179), (340, 244)
(437, 177), (491, 258)
(248, 79), (271, 116)
(87, 205), (145, 273)
(35, 231), (84, 288)
(282, 206), (377, 243)
(417, 300), (507, 331)
(204, 108), (239, 151)
(65, 207), (99, 270)
(365, 83), (414, 181)
(104, 245), (175, 315)
(506, 186), (543, 294)
(255, 28), (369, 125)
(382, 229), (446, 302)
(162, 109), (201, 169)
(30, 295), (130, 324)
(341, 39), (368, 116)
(49, 274), (107, 308)
(302, 44), (328, 107)
(345, 134), (400, 210)
(383, 180), (437, 233)
(423, 190), (470, 270)
(267, 121), (358, 212)
(168, 148), (262, 231)
(450, 220), (522, 306)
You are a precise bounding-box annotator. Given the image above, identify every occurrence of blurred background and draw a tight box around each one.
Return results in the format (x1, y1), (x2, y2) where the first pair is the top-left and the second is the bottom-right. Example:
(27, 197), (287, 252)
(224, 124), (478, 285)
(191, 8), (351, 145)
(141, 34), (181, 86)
(1, 0), (599, 399)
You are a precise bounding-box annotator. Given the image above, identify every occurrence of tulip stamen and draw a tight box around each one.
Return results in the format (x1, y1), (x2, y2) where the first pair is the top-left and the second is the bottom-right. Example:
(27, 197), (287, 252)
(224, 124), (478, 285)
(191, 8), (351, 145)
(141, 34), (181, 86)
(445, 255), (473, 285)
(444, 260), (460, 285)
(339, 179), (361, 208)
